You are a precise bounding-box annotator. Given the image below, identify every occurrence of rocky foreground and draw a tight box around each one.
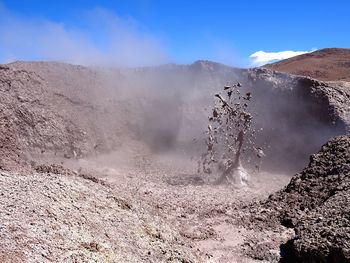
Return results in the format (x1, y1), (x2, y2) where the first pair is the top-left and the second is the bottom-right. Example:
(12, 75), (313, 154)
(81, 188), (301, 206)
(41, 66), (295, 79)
(0, 135), (348, 262)
(0, 169), (202, 263)
(261, 135), (350, 262)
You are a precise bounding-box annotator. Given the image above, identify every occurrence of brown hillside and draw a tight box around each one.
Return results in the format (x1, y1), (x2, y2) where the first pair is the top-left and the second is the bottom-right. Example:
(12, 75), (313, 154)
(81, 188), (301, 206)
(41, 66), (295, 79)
(264, 48), (350, 81)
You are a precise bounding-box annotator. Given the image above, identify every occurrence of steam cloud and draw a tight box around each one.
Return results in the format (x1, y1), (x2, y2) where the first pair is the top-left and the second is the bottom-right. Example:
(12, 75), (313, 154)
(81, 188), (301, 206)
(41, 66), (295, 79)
(0, 4), (169, 67)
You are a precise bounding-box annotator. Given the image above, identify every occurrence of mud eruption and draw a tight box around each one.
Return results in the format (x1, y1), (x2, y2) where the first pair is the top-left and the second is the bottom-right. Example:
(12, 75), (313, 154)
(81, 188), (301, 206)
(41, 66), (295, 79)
(199, 83), (261, 185)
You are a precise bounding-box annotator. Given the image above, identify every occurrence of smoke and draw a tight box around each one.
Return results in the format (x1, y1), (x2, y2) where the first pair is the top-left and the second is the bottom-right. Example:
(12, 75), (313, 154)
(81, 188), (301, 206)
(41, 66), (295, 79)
(108, 65), (224, 153)
(112, 65), (347, 176)
(78, 61), (241, 156)
(0, 4), (169, 67)
(93, 60), (345, 175)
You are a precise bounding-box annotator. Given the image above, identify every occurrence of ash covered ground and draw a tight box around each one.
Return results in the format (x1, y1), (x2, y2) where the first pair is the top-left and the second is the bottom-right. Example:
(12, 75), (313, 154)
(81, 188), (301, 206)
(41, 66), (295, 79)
(0, 60), (349, 262)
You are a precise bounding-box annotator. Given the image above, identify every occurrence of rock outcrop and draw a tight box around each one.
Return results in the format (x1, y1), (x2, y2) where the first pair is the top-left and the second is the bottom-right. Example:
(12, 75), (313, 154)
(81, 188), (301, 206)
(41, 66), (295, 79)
(265, 136), (350, 262)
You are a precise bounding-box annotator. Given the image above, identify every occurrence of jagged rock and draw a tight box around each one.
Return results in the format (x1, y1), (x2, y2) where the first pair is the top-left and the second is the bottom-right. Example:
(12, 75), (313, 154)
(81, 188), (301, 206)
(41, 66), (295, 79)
(264, 136), (350, 262)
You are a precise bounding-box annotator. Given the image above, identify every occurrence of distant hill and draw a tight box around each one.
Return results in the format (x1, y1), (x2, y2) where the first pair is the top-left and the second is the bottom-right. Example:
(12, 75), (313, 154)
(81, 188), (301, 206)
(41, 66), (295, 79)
(264, 48), (350, 81)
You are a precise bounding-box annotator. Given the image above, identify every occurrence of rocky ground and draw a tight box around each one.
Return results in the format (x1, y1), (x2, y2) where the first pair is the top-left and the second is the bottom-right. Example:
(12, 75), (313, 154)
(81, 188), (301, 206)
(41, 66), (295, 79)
(0, 169), (202, 263)
(0, 145), (295, 263)
(2, 135), (348, 262)
(265, 135), (350, 262)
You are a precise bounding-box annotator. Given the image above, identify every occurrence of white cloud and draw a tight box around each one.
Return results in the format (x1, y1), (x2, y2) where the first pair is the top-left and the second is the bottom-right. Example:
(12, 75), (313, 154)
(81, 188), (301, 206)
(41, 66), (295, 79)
(249, 50), (312, 67)
(0, 5), (169, 67)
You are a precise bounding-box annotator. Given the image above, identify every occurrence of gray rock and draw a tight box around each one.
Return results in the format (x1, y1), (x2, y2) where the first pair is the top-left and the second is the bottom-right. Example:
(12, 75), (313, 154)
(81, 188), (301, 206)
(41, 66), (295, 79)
(265, 136), (350, 262)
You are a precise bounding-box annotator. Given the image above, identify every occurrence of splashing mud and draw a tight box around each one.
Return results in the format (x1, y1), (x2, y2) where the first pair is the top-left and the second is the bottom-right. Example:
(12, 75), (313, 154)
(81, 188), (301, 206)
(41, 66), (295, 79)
(199, 83), (264, 185)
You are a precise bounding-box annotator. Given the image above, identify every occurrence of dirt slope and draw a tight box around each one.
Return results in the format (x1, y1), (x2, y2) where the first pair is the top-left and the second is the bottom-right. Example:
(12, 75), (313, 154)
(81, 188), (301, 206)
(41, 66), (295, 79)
(264, 48), (350, 81)
(0, 62), (141, 170)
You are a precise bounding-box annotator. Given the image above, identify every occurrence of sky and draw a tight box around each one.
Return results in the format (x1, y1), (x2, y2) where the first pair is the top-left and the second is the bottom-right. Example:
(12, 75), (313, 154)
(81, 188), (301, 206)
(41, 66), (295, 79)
(0, 0), (349, 67)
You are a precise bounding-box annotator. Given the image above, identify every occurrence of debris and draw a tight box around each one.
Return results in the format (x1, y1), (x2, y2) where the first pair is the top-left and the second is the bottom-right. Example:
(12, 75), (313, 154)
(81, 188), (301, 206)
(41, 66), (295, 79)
(199, 84), (263, 185)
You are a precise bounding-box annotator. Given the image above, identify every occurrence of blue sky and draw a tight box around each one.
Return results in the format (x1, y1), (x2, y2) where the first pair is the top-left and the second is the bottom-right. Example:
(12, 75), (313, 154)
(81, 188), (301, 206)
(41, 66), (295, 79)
(0, 0), (349, 67)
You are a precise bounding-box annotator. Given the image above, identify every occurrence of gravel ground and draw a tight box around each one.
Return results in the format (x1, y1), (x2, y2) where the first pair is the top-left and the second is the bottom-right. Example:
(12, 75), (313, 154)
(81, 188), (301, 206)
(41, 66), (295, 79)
(71, 148), (294, 262)
(0, 169), (203, 263)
